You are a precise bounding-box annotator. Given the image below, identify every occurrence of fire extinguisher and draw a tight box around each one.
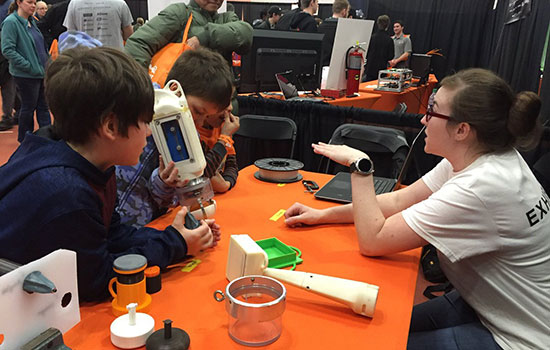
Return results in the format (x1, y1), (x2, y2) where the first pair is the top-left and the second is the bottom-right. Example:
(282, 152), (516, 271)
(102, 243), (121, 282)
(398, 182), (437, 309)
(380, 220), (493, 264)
(345, 45), (365, 95)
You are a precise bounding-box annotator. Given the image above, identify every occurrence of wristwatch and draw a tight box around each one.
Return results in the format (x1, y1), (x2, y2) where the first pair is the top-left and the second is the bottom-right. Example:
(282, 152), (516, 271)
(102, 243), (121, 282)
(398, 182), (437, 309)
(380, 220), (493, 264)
(349, 157), (374, 176)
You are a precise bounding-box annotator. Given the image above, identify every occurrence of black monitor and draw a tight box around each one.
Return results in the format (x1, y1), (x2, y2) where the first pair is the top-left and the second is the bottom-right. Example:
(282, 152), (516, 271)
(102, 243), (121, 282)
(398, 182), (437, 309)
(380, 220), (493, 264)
(239, 29), (324, 93)
(409, 53), (431, 85)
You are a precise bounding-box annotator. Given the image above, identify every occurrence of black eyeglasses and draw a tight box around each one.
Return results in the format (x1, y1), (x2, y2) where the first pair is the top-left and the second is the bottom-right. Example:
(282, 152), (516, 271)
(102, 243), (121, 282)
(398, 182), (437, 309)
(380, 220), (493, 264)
(425, 105), (451, 122)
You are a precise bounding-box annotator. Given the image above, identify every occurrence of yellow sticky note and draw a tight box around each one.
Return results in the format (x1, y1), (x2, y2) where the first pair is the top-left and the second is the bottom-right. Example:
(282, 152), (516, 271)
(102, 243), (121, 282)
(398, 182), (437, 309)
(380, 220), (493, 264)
(270, 209), (286, 222)
(181, 259), (202, 272)
(277, 183), (286, 187)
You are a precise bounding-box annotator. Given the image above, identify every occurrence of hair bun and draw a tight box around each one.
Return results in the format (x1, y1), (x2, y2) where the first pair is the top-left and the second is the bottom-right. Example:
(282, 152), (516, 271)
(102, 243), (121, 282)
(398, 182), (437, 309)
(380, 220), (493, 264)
(508, 91), (542, 150)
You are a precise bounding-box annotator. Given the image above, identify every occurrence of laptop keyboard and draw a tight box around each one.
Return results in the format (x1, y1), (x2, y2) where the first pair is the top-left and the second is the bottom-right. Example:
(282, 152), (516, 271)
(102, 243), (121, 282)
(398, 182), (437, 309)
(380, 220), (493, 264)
(374, 178), (395, 194)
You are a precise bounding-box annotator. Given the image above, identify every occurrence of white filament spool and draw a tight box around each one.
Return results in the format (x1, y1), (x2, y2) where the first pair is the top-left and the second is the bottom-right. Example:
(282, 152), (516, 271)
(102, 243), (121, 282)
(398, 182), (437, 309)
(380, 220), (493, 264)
(254, 158), (304, 183)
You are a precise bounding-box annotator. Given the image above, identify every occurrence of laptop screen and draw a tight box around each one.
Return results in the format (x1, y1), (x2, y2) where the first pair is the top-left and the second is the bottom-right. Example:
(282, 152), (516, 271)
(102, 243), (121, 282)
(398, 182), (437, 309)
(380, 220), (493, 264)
(275, 72), (299, 100)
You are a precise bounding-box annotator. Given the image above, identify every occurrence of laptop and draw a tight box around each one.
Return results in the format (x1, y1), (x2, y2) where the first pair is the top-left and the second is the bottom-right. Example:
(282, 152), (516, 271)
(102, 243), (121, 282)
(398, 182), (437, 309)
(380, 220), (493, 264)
(314, 126), (426, 203)
(275, 72), (323, 103)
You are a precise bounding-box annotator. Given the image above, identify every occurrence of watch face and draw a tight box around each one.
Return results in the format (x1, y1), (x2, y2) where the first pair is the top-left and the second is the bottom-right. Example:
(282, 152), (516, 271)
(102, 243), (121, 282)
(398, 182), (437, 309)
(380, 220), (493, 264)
(358, 158), (373, 173)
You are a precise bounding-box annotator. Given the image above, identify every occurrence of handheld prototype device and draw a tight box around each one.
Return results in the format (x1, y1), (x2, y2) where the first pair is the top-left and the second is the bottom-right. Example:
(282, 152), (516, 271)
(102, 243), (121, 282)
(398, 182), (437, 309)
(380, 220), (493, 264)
(150, 80), (205, 182)
(150, 81), (216, 223)
(226, 234), (379, 317)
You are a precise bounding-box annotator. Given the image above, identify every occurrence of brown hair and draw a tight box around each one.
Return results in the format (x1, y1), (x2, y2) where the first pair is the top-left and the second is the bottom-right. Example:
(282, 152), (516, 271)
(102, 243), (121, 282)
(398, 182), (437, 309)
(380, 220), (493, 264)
(377, 15), (390, 30)
(8, 0), (17, 14)
(165, 48), (233, 111)
(440, 68), (542, 152)
(300, 0), (314, 9)
(332, 0), (350, 15)
(45, 47), (154, 145)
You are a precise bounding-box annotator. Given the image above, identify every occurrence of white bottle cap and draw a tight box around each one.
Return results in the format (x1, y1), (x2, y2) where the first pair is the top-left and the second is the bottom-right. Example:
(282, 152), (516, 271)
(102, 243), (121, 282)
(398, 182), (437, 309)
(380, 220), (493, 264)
(110, 303), (155, 349)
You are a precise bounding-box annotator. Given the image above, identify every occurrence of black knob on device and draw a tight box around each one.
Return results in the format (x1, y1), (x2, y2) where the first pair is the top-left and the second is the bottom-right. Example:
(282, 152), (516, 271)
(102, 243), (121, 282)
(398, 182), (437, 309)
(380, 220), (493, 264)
(184, 212), (200, 229)
(146, 319), (190, 350)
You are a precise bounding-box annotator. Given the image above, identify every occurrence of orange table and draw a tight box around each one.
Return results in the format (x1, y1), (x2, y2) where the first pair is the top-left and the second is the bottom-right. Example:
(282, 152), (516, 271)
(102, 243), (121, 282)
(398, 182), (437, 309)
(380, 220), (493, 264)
(359, 74), (438, 114)
(328, 91), (381, 109)
(64, 166), (420, 349)
(248, 91), (382, 110)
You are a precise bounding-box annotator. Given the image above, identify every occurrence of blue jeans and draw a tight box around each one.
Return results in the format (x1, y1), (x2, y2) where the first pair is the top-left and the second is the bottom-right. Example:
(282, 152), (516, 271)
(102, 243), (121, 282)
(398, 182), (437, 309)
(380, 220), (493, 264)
(1, 74), (16, 118)
(13, 77), (51, 142)
(408, 290), (502, 350)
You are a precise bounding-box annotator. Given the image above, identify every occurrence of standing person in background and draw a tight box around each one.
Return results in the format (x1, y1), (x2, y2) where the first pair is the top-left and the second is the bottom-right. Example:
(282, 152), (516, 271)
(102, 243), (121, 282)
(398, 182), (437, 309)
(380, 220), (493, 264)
(254, 6), (281, 30)
(318, 0), (350, 67)
(275, 7), (301, 31)
(1, 0), (51, 142)
(34, 0), (46, 19)
(63, 0), (133, 50)
(0, 0), (17, 131)
(389, 20), (412, 68)
(363, 14), (394, 81)
(252, 8), (267, 28)
(37, 0), (69, 49)
(289, 0), (318, 33)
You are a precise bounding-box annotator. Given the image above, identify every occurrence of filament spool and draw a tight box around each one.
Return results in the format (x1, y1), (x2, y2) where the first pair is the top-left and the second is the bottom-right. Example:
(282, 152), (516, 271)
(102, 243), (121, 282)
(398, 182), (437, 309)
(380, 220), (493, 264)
(254, 158), (304, 183)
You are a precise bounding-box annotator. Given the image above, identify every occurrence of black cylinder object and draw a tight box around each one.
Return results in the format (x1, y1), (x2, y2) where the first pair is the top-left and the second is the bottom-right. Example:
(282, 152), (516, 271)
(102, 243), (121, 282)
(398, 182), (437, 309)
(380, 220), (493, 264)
(146, 319), (190, 350)
(145, 266), (162, 294)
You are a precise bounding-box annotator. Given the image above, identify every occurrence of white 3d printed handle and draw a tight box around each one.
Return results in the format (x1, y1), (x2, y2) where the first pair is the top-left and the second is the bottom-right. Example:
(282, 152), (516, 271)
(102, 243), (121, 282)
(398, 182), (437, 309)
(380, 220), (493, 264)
(263, 268), (379, 317)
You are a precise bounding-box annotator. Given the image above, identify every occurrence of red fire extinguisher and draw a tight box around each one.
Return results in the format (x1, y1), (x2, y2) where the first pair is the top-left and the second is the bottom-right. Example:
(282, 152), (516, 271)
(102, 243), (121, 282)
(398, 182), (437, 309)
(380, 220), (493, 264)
(345, 45), (365, 95)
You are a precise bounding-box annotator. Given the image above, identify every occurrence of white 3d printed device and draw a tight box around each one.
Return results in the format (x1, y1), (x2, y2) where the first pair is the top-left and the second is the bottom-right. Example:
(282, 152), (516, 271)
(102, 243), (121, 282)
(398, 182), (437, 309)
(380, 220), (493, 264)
(150, 80), (215, 220)
(226, 234), (379, 318)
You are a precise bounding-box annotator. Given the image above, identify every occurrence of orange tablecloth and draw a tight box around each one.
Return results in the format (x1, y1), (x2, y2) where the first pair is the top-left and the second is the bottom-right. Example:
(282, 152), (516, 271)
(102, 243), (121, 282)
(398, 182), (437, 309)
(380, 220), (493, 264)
(328, 91), (381, 109)
(359, 74), (438, 114)
(64, 166), (420, 349)
(245, 91), (381, 110)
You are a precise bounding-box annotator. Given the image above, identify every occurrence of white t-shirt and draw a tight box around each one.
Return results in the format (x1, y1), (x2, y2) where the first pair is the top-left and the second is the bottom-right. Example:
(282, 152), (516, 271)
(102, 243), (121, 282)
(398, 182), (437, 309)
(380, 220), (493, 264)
(64, 0), (133, 50)
(402, 149), (550, 350)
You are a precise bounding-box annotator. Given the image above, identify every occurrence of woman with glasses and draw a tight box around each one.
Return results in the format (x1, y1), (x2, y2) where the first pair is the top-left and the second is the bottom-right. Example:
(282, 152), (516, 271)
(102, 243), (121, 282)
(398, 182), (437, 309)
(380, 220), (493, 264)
(284, 68), (548, 350)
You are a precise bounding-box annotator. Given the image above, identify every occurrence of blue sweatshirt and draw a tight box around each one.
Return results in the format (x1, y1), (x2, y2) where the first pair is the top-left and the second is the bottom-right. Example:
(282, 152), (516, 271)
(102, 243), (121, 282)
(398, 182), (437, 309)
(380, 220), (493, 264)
(0, 133), (188, 301)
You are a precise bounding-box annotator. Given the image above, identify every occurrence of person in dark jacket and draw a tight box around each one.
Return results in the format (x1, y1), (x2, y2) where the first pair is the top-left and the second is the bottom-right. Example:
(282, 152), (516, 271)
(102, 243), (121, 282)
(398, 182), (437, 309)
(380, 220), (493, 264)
(363, 14), (394, 82)
(289, 0), (318, 32)
(37, 0), (69, 49)
(274, 7), (300, 31)
(0, 47), (221, 302)
(254, 5), (281, 30)
(318, 0), (349, 67)
(1, 0), (51, 142)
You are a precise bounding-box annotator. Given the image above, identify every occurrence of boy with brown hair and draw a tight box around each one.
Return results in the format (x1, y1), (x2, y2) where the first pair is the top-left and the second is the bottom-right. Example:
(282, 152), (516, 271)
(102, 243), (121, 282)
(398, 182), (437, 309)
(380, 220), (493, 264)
(0, 47), (220, 301)
(116, 47), (240, 227)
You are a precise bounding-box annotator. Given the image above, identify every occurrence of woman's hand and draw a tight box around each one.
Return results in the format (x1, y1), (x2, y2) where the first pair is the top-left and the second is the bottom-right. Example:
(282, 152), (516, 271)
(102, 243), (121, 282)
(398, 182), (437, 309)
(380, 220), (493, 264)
(159, 155), (188, 188)
(312, 142), (368, 167)
(284, 202), (324, 227)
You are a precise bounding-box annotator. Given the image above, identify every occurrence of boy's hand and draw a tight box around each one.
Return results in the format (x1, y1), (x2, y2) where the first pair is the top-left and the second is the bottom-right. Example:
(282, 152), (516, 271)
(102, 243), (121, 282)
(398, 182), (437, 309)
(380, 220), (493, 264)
(159, 155), (188, 188)
(204, 218), (221, 247)
(172, 207), (215, 255)
(220, 113), (239, 137)
(186, 36), (201, 49)
(210, 172), (230, 193)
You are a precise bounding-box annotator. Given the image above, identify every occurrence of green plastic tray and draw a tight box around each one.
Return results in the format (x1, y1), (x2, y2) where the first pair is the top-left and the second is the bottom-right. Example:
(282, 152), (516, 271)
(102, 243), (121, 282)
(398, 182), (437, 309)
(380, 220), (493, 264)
(256, 237), (303, 269)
